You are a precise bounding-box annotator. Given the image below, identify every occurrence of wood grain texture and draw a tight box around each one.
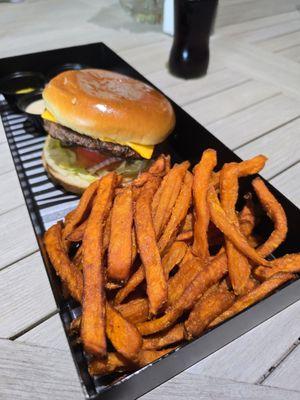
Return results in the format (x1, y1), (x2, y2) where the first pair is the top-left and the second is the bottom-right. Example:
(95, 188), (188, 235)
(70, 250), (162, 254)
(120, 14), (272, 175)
(189, 300), (300, 383)
(0, 338), (83, 400)
(165, 68), (248, 106)
(213, 38), (300, 99)
(16, 314), (69, 351)
(216, 11), (300, 37)
(278, 44), (300, 63)
(0, 205), (38, 270)
(0, 252), (57, 338)
(119, 40), (172, 75)
(258, 30), (300, 52)
(184, 79), (279, 126)
(238, 19), (300, 44)
(271, 162), (300, 207)
(207, 94), (300, 149)
(236, 117), (300, 179)
(263, 342), (300, 391)
(141, 371), (300, 400)
(0, 170), (24, 215)
(215, 0), (300, 29)
(0, 142), (15, 176)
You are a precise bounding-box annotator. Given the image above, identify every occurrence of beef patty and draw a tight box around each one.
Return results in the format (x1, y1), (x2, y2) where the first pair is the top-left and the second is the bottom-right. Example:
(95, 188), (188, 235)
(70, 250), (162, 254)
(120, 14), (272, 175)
(43, 120), (142, 159)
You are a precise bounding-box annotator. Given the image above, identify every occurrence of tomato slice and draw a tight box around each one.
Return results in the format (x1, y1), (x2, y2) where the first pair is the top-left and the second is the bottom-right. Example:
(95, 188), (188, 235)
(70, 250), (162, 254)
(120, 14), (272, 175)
(74, 147), (108, 169)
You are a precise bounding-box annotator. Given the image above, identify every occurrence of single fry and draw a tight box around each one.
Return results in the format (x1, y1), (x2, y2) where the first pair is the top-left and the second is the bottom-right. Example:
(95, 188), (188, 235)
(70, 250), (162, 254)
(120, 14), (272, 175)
(161, 241), (188, 276)
(181, 212), (193, 233)
(103, 209), (112, 253)
(138, 252), (228, 336)
(135, 187), (167, 315)
(255, 253), (300, 280)
(142, 323), (185, 350)
(72, 245), (83, 270)
(114, 241), (187, 305)
(252, 178), (288, 257)
(208, 185), (269, 266)
(81, 172), (117, 357)
(66, 220), (87, 242)
(88, 348), (174, 376)
(116, 298), (149, 324)
(192, 149), (217, 260)
(209, 273), (295, 328)
(131, 228), (138, 264)
(44, 223), (83, 303)
(185, 282), (235, 338)
(168, 255), (203, 306)
(133, 155), (170, 188)
(108, 187), (133, 282)
(88, 352), (130, 376)
(177, 230), (193, 242)
(239, 194), (255, 237)
(220, 163), (251, 295)
(114, 266), (145, 306)
(148, 154), (170, 176)
(62, 179), (99, 244)
(106, 303), (143, 362)
(212, 155), (268, 187)
(153, 161), (190, 238)
(158, 171), (193, 254)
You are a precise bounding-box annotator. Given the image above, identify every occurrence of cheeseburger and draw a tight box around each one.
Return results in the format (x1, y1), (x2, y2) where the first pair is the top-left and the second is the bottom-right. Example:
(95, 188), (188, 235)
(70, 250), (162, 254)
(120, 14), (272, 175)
(41, 69), (175, 194)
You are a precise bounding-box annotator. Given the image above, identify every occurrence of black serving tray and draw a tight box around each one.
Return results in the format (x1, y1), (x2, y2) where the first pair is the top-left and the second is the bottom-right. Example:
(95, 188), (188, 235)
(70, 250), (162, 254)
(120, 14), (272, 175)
(1, 42), (300, 400)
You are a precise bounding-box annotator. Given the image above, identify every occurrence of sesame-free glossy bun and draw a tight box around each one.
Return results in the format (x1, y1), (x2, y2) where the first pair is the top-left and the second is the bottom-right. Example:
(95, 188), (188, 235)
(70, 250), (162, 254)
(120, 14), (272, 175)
(43, 69), (175, 145)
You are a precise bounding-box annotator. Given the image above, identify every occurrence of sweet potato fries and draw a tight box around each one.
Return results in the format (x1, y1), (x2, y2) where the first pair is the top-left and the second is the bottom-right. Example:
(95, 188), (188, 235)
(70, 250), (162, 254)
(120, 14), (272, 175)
(44, 149), (297, 378)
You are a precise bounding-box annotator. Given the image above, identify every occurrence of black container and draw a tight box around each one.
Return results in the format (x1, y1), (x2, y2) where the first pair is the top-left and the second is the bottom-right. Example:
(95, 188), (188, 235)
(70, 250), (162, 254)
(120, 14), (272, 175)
(16, 90), (46, 132)
(0, 43), (300, 400)
(0, 70), (45, 107)
(47, 62), (89, 80)
(168, 0), (218, 79)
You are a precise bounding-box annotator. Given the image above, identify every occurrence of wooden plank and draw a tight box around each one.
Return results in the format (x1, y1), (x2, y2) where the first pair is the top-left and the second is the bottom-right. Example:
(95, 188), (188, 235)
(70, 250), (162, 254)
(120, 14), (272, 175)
(146, 60), (224, 90)
(278, 44), (300, 63)
(0, 252), (57, 338)
(271, 163), (300, 208)
(164, 68), (248, 106)
(142, 371), (300, 400)
(0, 338), (83, 400)
(0, 142), (14, 175)
(0, 170), (24, 215)
(216, 11), (300, 37)
(212, 38), (300, 99)
(0, 120), (6, 144)
(184, 79), (279, 126)
(207, 94), (300, 149)
(189, 300), (300, 383)
(258, 30), (300, 52)
(215, 0), (300, 29)
(0, 205), (38, 270)
(16, 313), (69, 351)
(263, 342), (300, 391)
(119, 41), (173, 75)
(236, 117), (300, 179)
(238, 19), (300, 44)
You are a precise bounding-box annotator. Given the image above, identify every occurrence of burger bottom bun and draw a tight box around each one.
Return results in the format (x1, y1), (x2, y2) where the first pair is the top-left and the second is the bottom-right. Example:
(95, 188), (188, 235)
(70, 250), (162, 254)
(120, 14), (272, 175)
(42, 152), (90, 194)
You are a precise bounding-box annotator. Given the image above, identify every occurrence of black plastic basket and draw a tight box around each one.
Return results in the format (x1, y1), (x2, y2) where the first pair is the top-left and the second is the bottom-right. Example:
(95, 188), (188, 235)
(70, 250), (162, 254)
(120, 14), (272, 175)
(1, 42), (300, 400)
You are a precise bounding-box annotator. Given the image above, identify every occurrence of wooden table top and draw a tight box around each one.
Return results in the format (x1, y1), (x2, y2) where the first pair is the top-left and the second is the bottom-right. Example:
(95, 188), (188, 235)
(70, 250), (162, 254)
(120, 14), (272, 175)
(1, 1), (300, 398)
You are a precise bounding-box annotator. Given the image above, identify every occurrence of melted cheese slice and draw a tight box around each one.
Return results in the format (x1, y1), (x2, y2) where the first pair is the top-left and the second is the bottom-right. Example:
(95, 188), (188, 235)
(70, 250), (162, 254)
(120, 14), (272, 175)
(41, 109), (154, 159)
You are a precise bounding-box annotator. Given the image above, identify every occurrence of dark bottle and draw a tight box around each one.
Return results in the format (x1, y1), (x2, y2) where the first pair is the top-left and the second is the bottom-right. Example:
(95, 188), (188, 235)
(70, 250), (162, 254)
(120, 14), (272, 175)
(168, 0), (218, 79)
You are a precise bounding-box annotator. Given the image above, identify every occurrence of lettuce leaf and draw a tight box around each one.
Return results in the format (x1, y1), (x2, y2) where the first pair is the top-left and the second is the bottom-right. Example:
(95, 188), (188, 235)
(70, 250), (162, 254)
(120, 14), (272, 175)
(44, 136), (149, 184)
